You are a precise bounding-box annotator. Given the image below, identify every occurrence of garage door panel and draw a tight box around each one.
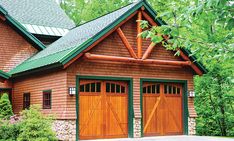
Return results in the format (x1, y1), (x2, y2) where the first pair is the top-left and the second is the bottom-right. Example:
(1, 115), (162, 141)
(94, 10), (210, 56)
(79, 95), (102, 139)
(164, 97), (182, 134)
(143, 82), (183, 136)
(79, 80), (128, 140)
(143, 95), (161, 136)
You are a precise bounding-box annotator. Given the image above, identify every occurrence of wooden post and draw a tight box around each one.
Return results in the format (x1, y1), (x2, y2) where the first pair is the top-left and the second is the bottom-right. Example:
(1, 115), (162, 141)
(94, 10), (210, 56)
(142, 42), (156, 60)
(137, 11), (142, 58)
(116, 28), (137, 58)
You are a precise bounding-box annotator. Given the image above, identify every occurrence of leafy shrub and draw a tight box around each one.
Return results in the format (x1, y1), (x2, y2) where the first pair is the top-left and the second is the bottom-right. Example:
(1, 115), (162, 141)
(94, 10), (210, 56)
(17, 105), (57, 141)
(0, 120), (20, 141)
(0, 93), (13, 120)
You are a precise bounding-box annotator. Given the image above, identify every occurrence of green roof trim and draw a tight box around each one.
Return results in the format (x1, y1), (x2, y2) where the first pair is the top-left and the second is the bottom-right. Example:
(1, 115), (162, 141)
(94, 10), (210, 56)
(0, 5), (46, 51)
(0, 70), (11, 79)
(10, 0), (207, 76)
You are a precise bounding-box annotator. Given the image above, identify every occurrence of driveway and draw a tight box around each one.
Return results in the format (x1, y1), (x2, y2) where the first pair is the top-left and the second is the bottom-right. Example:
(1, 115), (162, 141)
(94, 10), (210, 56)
(82, 136), (234, 141)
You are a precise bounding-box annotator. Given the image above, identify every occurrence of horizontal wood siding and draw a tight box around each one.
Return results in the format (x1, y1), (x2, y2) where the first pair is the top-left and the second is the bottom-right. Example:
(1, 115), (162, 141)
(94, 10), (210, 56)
(13, 70), (68, 119)
(0, 21), (37, 72)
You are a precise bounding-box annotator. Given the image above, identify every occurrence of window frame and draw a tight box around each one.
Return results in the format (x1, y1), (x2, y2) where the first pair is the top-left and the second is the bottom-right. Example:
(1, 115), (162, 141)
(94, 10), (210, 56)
(43, 90), (52, 109)
(23, 93), (30, 109)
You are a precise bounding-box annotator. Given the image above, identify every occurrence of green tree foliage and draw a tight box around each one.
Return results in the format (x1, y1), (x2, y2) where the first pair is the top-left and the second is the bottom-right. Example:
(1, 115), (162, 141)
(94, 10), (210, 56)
(0, 93), (13, 120)
(61, 0), (233, 136)
(17, 105), (57, 141)
(61, 0), (133, 25)
(141, 0), (234, 136)
(0, 120), (20, 141)
(195, 62), (234, 136)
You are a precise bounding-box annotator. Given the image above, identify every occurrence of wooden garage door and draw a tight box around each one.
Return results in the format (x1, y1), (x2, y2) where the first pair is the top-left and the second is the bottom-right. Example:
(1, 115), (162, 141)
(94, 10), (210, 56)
(79, 80), (128, 140)
(143, 82), (183, 136)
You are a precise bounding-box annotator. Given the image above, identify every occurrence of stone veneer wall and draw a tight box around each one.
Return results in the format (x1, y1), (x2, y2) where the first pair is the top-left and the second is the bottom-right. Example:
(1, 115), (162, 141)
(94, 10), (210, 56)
(133, 118), (141, 138)
(188, 117), (196, 135)
(52, 118), (196, 140)
(134, 117), (197, 137)
(53, 120), (76, 141)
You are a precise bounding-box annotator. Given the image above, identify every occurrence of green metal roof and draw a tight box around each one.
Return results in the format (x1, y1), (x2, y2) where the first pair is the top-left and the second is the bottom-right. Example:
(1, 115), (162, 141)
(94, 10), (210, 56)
(0, 5), (46, 51)
(9, 1), (207, 76)
(0, 70), (10, 79)
(0, 0), (75, 29)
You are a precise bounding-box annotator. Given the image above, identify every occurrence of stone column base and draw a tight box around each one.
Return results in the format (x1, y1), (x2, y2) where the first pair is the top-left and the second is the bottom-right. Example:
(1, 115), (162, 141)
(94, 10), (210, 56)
(53, 120), (76, 141)
(133, 118), (141, 138)
(188, 117), (196, 135)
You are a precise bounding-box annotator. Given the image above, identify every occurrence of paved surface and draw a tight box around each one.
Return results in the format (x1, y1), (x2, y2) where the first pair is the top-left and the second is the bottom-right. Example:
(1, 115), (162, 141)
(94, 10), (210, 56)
(82, 136), (234, 141)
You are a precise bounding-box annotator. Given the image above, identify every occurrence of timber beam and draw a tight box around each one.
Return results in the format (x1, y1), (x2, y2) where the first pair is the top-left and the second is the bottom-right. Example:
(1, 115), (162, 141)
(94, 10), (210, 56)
(85, 53), (191, 66)
(142, 42), (156, 60)
(178, 49), (203, 76)
(116, 28), (137, 58)
(137, 11), (142, 58)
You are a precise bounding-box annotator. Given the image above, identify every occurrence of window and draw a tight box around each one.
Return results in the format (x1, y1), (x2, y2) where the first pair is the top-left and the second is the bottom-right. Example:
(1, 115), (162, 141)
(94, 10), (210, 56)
(43, 90), (51, 109)
(164, 85), (181, 95)
(143, 84), (160, 94)
(80, 82), (101, 93)
(23, 93), (30, 109)
(106, 82), (126, 94)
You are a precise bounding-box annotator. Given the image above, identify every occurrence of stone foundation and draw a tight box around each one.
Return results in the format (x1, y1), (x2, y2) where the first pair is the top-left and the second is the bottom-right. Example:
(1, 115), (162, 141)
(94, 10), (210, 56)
(52, 117), (196, 140)
(188, 117), (196, 135)
(133, 118), (141, 138)
(53, 120), (76, 141)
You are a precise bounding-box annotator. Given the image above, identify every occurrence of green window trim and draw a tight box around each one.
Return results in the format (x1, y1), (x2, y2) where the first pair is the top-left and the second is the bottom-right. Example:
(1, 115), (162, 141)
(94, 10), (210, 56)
(140, 78), (189, 137)
(76, 75), (134, 140)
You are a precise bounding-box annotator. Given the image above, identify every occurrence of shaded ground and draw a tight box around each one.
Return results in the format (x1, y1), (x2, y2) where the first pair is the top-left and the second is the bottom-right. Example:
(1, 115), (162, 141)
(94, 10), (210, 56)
(82, 135), (234, 141)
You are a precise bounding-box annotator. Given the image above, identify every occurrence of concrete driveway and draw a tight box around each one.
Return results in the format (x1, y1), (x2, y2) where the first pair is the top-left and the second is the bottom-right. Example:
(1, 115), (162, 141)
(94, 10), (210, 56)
(82, 136), (234, 141)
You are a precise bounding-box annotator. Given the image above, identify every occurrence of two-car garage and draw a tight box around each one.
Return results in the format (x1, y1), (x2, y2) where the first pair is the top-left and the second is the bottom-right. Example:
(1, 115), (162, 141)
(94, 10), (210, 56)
(78, 79), (184, 140)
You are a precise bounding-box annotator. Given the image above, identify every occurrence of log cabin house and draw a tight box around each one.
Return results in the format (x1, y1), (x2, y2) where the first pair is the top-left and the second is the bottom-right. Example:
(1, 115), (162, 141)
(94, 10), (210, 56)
(0, 0), (207, 140)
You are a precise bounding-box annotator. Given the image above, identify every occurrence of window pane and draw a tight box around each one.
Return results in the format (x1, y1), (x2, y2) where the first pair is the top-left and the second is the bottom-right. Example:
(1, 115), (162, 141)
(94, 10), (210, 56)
(111, 83), (115, 93)
(121, 86), (125, 93)
(152, 85), (156, 93)
(164, 85), (167, 94)
(23, 93), (30, 109)
(96, 82), (101, 92)
(43, 91), (51, 109)
(80, 85), (84, 92)
(116, 84), (120, 93)
(85, 84), (90, 92)
(143, 87), (146, 93)
(106, 83), (110, 92)
(157, 84), (160, 94)
(147, 86), (151, 93)
(173, 86), (176, 94)
(177, 88), (180, 94)
(91, 83), (96, 92)
(169, 85), (172, 94)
